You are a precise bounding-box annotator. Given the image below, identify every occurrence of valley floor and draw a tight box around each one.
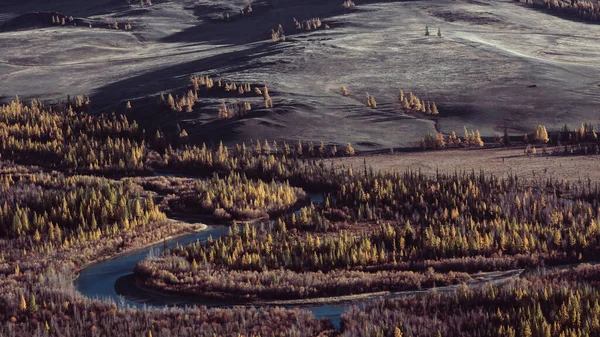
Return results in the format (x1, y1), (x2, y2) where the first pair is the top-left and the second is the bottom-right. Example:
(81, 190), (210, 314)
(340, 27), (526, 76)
(332, 147), (600, 183)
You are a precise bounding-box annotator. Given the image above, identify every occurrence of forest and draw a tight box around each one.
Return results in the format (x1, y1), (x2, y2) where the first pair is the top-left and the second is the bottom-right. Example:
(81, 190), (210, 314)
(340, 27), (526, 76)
(0, 158), (333, 336)
(0, 98), (335, 337)
(0, 97), (147, 175)
(2, 96), (600, 336)
(340, 264), (600, 337)
(135, 166), (600, 300)
(128, 173), (305, 220)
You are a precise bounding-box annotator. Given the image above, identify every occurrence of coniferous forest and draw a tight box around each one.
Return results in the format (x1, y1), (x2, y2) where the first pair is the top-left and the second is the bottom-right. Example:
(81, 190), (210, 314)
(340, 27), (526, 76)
(2, 95), (600, 337)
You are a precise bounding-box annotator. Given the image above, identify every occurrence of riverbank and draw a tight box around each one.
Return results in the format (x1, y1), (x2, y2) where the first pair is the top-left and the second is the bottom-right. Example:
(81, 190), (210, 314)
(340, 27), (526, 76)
(75, 219), (208, 279)
(121, 267), (522, 307)
(261, 268), (524, 305)
(126, 278), (392, 306)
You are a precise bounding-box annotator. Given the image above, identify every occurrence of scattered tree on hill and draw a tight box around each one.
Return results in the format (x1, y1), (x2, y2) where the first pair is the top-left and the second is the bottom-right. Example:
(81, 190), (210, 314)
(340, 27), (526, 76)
(421, 132), (446, 149)
(318, 141), (326, 156)
(218, 101), (230, 119)
(264, 86), (273, 108)
(533, 125), (549, 143)
(341, 86), (350, 96)
(431, 102), (439, 115)
(296, 140), (303, 156)
(271, 25), (286, 42)
(365, 92), (377, 108)
(294, 17), (323, 31)
(343, 0), (356, 8)
(575, 123), (598, 142)
(345, 142), (355, 156)
(447, 131), (461, 147)
(179, 129), (189, 143)
(463, 127), (484, 147)
(74, 95), (91, 110)
(399, 89), (439, 116)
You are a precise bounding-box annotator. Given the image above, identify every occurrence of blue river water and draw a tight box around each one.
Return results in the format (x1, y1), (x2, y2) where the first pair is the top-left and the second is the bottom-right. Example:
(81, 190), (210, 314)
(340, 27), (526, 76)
(75, 192), (352, 329)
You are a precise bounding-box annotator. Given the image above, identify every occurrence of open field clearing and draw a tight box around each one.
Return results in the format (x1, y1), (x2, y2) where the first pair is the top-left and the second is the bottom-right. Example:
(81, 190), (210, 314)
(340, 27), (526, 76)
(332, 147), (600, 182)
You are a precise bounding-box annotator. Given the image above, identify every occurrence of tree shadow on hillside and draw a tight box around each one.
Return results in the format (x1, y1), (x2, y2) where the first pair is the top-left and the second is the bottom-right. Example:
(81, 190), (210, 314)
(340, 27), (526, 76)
(90, 43), (279, 111)
(89, 42), (285, 144)
(161, 0), (351, 45)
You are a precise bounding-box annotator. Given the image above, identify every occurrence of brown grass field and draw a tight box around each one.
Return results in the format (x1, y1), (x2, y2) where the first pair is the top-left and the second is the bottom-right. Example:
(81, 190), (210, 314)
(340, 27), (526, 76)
(331, 147), (600, 183)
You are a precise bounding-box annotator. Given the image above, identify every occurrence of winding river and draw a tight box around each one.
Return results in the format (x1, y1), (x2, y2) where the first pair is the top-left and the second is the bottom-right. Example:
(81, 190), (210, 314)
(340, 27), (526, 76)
(76, 192), (355, 328)
(75, 192), (523, 329)
(76, 225), (353, 328)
